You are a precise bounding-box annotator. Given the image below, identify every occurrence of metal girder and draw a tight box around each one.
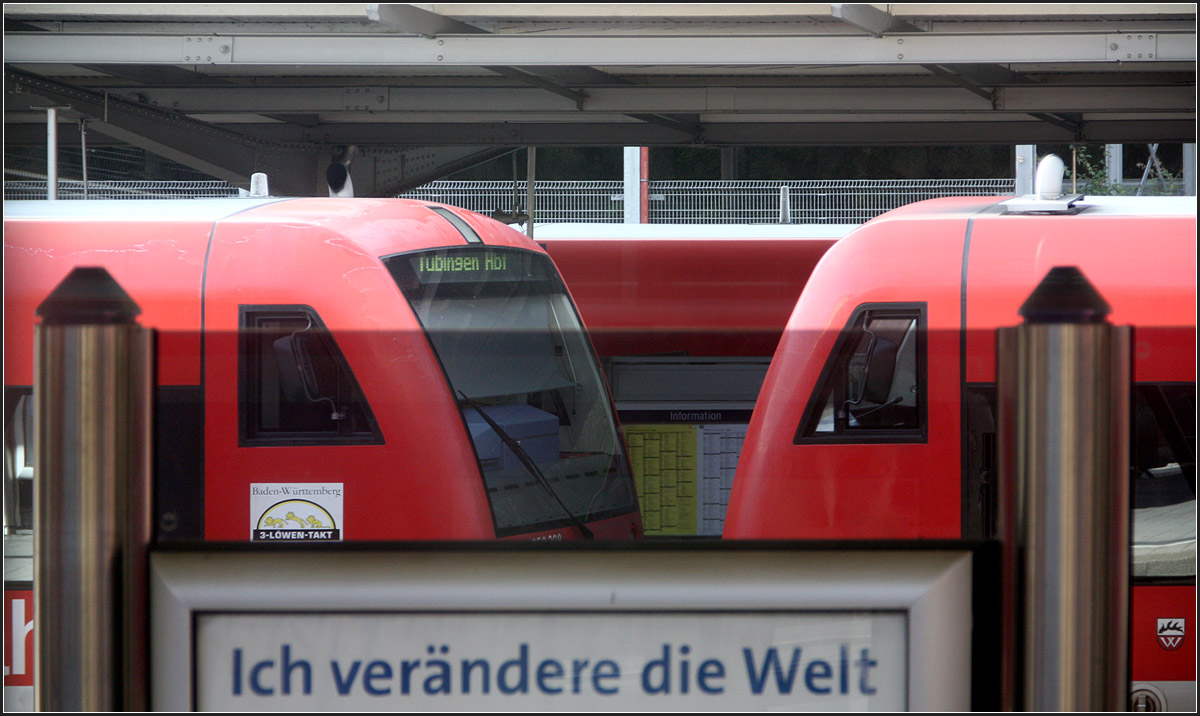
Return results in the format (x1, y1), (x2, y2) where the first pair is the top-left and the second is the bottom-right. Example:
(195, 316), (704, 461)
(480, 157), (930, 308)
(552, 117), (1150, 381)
(6, 31), (1195, 66)
(831, 4), (922, 37)
(366, 4), (489, 38)
(363, 146), (517, 195)
(109, 117), (1189, 146)
(92, 83), (1194, 115)
(5, 67), (335, 195)
(4, 68), (531, 196)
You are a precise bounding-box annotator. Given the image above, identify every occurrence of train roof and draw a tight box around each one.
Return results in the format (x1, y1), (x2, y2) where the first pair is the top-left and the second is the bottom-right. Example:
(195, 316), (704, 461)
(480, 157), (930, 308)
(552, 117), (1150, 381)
(3, 197), (289, 221)
(876, 193), (1197, 222)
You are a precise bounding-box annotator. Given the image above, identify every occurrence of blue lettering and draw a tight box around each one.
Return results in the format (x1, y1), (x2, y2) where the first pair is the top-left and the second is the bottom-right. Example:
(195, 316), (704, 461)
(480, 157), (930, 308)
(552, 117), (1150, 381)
(233, 649), (243, 696)
(365, 660), (393, 696)
(593, 659), (620, 695)
(423, 658), (451, 695)
(250, 658), (274, 696)
(642, 644), (671, 694)
(462, 659), (490, 694)
(281, 645), (312, 695)
(498, 644), (529, 694)
(804, 659), (832, 694)
(331, 660), (361, 695)
(697, 659), (725, 694)
(679, 645), (690, 694)
(571, 659), (589, 693)
(399, 659), (420, 695)
(856, 649), (878, 695)
(536, 659), (563, 694)
(840, 645), (849, 694)
(743, 647), (801, 695)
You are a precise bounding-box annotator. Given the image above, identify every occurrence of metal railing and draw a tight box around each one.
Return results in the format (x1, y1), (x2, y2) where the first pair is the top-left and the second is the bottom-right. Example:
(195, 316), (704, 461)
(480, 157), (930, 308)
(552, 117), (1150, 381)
(4, 179), (242, 200)
(401, 178), (1016, 224)
(4, 177), (1017, 220)
(402, 180), (626, 223)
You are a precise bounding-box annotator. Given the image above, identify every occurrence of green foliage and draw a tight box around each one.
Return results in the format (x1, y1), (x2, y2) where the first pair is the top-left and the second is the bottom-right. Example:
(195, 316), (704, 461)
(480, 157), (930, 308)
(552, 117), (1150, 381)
(1064, 144), (1183, 196)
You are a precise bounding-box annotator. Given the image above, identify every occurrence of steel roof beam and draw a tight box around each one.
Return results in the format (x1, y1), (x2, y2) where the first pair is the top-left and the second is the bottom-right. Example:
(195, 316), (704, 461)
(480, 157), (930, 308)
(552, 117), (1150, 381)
(6, 31), (1195, 65)
(85, 84), (1193, 115)
(830, 4), (922, 37)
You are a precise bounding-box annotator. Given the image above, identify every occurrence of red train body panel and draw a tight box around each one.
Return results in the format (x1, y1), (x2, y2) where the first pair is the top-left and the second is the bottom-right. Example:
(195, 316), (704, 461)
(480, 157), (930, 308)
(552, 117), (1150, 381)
(540, 225), (844, 358)
(5, 198), (642, 543)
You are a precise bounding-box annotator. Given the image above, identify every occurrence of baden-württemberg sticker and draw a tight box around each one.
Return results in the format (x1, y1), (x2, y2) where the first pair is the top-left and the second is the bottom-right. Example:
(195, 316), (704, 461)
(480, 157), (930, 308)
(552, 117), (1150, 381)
(251, 484), (343, 541)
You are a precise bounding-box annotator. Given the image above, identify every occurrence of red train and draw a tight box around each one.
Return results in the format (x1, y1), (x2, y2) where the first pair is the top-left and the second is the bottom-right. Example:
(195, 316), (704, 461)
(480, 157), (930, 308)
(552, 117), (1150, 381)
(722, 190), (1196, 708)
(4, 198), (642, 542)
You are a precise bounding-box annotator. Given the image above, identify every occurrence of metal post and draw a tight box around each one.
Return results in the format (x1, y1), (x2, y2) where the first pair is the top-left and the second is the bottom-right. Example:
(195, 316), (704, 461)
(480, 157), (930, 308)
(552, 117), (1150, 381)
(1105, 144), (1124, 189)
(34, 267), (153, 711)
(46, 108), (58, 200)
(1014, 145), (1036, 195)
(779, 185), (792, 223)
(623, 146), (641, 224)
(1183, 143), (1196, 196)
(997, 266), (1130, 711)
(526, 147), (536, 240)
(80, 119), (89, 199)
(1136, 144), (1161, 196)
(640, 146), (650, 224)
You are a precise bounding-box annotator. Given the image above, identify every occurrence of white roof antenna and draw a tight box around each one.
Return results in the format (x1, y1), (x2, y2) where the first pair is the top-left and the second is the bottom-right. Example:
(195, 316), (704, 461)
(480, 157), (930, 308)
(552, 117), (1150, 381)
(1001, 154), (1085, 214)
(1035, 154), (1066, 199)
(248, 172), (270, 197)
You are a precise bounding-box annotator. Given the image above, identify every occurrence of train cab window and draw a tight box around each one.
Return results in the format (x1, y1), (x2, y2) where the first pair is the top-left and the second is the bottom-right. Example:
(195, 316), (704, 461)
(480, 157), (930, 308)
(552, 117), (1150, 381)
(385, 247), (639, 537)
(1132, 383), (1196, 578)
(239, 306), (381, 446)
(796, 303), (926, 443)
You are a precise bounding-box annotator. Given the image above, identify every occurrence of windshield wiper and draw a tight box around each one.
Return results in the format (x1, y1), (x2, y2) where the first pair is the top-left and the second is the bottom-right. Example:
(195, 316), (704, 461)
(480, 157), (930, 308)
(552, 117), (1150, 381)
(458, 392), (594, 540)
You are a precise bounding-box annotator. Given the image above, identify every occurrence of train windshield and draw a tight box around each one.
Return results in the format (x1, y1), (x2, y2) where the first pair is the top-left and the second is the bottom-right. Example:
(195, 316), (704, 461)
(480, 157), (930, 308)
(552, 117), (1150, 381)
(386, 247), (637, 537)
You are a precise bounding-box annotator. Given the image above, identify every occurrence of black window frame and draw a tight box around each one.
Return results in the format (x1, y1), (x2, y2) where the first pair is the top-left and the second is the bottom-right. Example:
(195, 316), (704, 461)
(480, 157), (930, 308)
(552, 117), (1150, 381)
(794, 302), (928, 445)
(238, 304), (383, 447)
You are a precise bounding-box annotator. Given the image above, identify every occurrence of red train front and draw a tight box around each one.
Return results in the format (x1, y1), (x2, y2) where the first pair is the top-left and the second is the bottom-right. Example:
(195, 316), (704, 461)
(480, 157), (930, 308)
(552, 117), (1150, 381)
(723, 193), (1196, 707)
(4, 198), (642, 542)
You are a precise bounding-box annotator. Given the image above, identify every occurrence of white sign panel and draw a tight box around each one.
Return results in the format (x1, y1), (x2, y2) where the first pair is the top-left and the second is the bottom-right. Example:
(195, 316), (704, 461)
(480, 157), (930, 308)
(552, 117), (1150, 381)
(151, 549), (973, 711)
(196, 611), (906, 710)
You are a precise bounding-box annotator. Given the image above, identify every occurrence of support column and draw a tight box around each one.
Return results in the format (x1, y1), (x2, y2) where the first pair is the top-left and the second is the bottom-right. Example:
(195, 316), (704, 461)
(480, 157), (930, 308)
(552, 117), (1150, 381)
(46, 108), (58, 200)
(1105, 144), (1124, 188)
(526, 147), (536, 239)
(623, 146), (642, 224)
(1182, 143), (1196, 196)
(997, 266), (1130, 711)
(1014, 145), (1036, 195)
(35, 268), (153, 711)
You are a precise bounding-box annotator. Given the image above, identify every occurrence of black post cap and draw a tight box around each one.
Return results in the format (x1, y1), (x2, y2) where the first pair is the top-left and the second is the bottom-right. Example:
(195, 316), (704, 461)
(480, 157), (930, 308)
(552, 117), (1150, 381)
(36, 267), (141, 325)
(1019, 266), (1112, 324)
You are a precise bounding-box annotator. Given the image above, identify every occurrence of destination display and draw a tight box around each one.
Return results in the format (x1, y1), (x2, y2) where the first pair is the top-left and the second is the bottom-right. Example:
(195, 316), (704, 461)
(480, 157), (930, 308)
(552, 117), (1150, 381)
(393, 248), (549, 286)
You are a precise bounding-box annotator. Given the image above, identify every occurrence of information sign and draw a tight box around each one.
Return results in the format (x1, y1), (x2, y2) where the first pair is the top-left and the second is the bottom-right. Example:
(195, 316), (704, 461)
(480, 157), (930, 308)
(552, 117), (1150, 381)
(151, 548), (973, 711)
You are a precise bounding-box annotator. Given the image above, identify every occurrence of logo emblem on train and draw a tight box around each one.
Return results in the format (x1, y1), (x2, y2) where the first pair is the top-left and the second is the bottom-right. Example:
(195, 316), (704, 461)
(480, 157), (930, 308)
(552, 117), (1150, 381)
(1156, 618), (1186, 651)
(250, 483), (345, 542)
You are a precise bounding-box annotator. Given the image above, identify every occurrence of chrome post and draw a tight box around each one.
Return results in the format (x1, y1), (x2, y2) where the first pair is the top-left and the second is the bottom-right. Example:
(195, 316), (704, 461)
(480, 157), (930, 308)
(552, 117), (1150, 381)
(34, 267), (153, 711)
(998, 266), (1130, 711)
(46, 108), (58, 200)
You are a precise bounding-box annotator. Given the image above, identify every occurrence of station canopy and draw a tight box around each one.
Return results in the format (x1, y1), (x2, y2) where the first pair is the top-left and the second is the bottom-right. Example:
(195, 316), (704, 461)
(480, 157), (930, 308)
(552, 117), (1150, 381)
(4, 3), (1196, 196)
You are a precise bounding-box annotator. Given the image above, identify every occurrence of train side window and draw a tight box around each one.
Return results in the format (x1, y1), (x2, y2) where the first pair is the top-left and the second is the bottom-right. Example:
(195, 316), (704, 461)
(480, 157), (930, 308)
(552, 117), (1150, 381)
(795, 303), (927, 443)
(239, 306), (382, 446)
(1132, 382), (1195, 578)
(3, 388), (35, 531)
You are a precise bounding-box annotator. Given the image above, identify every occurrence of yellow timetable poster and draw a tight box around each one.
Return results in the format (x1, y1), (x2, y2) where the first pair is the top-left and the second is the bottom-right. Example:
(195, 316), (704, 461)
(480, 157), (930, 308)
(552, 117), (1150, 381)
(624, 424), (747, 536)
